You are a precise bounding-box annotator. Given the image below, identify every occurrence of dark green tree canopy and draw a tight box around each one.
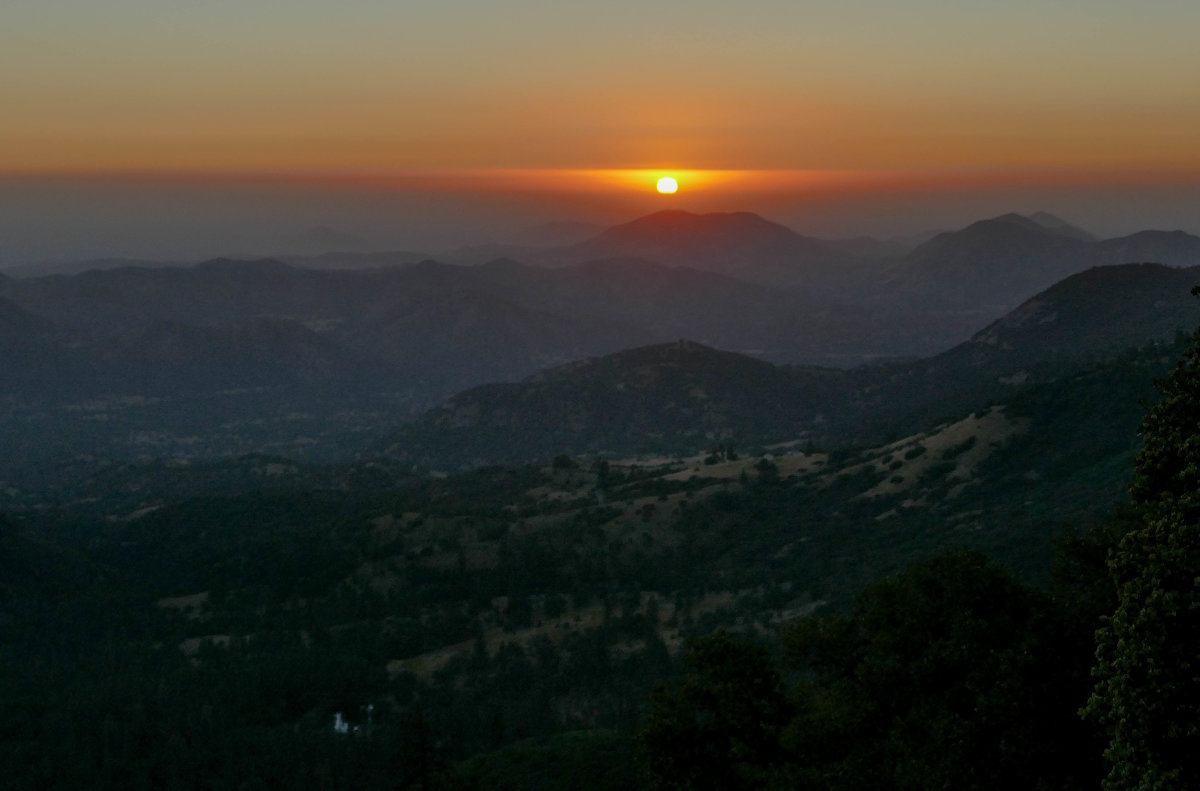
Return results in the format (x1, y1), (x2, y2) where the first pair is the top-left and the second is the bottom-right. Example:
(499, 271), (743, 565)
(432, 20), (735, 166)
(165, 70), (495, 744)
(1130, 308), (1200, 518)
(640, 552), (1099, 791)
(785, 551), (1094, 791)
(637, 632), (792, 791)
(1089, 305), (1200, 791)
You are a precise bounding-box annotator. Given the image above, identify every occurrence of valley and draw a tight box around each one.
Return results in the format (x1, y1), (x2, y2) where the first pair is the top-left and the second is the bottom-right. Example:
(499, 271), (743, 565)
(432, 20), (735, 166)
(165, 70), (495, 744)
(1, 208), (1198, 789)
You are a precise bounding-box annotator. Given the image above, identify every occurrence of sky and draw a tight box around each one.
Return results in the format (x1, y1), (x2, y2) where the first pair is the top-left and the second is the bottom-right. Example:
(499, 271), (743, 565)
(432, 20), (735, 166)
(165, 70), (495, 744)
(3, 1), (1200, 261)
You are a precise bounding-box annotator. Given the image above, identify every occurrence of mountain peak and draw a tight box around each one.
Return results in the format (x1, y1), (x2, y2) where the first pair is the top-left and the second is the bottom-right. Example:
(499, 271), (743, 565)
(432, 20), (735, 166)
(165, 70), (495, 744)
(559, 210), (852, 288)
(531, 338), (732, 382)
(968, 213), (1050, 234)
(955, 212), (1095, 242)
(1027, 211), (1096, 241)
(378, 339), (813, 465)
(613, 209), (789, 236)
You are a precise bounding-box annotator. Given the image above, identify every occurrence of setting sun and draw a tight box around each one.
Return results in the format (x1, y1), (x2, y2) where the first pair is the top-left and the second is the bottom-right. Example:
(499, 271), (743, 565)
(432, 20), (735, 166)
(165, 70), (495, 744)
(656, 176), (678, 194)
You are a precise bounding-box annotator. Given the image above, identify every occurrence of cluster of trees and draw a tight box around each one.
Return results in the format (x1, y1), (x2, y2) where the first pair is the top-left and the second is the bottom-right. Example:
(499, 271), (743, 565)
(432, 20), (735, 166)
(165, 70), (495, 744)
(639, 550), (1105, 790)
(1086, 301), (1200, 790)
(640, 313), (1200, 791)
(5, 304), (1200, 789)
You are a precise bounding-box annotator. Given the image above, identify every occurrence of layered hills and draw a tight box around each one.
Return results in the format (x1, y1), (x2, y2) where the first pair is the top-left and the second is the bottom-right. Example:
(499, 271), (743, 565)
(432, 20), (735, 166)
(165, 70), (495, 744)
(376, 340), (842, 466)
(886, 212), (1200, 309)
(5, 213), (1200, 790)
(547, 210), (868, 291)
(1, 208), (1199, 471)
(379, 263), (1200, 467)
(1, 310), (1176, 786)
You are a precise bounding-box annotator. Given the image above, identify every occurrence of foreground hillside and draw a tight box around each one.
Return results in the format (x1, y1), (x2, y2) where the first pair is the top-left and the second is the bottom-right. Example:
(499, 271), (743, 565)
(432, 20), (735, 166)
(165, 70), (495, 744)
(379, 263), (1200, 468)
(376, 340), (843, 466)
(0, 327), (1175, 787)
(1, 219), (1197, 789)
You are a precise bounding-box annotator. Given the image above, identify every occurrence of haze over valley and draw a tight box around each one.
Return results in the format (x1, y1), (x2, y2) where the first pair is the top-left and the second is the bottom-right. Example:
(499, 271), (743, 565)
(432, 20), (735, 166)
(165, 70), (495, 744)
(8, 0), (1200, 787)
(3, 208), (1200, 478)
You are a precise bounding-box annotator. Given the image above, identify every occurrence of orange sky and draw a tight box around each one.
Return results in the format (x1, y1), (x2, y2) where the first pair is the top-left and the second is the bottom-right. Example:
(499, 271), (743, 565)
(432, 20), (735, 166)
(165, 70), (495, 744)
(6, 1), (1200, 265)
(5, 1), (1200, 179)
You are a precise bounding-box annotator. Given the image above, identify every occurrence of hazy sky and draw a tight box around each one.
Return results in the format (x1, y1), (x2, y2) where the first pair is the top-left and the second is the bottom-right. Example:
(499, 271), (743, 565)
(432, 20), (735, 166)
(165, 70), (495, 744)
(6, 0), (1200, 172)
(3, 1), (1200, 262)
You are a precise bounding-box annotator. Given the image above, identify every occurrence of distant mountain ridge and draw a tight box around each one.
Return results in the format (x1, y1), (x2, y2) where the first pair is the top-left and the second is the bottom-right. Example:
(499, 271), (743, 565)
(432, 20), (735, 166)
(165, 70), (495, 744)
(885, 212), (1200, 310)
(378, 262), (1200, 467)
(376, 340), (840, 465)
(0, 250), (968, 380)
(1028, 211), (1096, 241)
(547, 210), (871, 291)
(97, 317), (366, 392)
(2, 209), (1199, 468)
(452, 209), (1196, 320)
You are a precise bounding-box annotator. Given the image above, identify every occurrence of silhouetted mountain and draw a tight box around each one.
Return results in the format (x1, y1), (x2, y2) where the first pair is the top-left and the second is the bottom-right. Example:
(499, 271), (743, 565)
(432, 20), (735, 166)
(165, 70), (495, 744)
(1028, 211), (1096, 241)
(88, 316), (368, 394)
(192, 256), (297, 276)
(348, 290), (643, 392)
(6, 252), (930, 367)
(884, 213), (1200, 311)
(3, 258), (318, 336)
(380, 263), (1200, 466)
(108, 316), (349, 367)
(551, 210), (871, 290)
(1092, 230), (1200, 267)
(484, 257), (790, 349)
(280, 250), (432, 270)
(3, 257), (192, 279)
(885, 214), (1089, 308)
(377, 340), (841, 466)
(961, 263), (1200, 361)
(4, 231), (1199, 468)
(444, 242), (546, 266)
(836, 263), (1200, 441)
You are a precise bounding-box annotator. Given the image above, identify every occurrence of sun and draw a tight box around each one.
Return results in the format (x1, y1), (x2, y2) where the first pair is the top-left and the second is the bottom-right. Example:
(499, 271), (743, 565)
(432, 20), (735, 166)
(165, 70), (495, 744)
(656, 176), (678, 194)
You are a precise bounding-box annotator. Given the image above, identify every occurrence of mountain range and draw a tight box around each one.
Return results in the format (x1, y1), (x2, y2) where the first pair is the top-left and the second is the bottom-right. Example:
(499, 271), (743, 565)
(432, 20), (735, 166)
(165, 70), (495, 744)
(880, 212), (1200, 310)
(540, 210), (872, 291)
(375, 340), (841, 466)
(378, 262), (1200, 467)
(7, 206), (1200, 791)
(2, 209), (1200, 473)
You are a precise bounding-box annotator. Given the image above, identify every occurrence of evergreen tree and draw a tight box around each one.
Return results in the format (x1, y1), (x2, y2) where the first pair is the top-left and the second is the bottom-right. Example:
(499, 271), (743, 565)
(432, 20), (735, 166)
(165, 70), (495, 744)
(1087, 302), (1200, 791)
(637, 633), (791, 791)
(784, 551), (1094, 791)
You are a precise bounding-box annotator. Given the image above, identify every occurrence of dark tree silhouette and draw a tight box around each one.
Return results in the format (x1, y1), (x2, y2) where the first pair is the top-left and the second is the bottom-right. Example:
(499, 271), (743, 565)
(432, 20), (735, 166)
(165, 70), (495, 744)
(1088, 296), (1200, 791)
(637, 632), (792, 791)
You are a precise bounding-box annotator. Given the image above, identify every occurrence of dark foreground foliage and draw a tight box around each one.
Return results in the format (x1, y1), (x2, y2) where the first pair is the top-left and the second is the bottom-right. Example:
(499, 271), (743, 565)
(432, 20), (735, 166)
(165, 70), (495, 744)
(639, 551), (1107, 791)
(1087, 307), (1200, 791)
(3, 313), (1199, 788)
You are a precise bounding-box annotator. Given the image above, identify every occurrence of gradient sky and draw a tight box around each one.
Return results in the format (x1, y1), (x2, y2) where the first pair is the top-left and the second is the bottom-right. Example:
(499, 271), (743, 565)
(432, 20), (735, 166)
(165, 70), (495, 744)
(5, 0), (1200, 173)
(4, 1), (1200, 263)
